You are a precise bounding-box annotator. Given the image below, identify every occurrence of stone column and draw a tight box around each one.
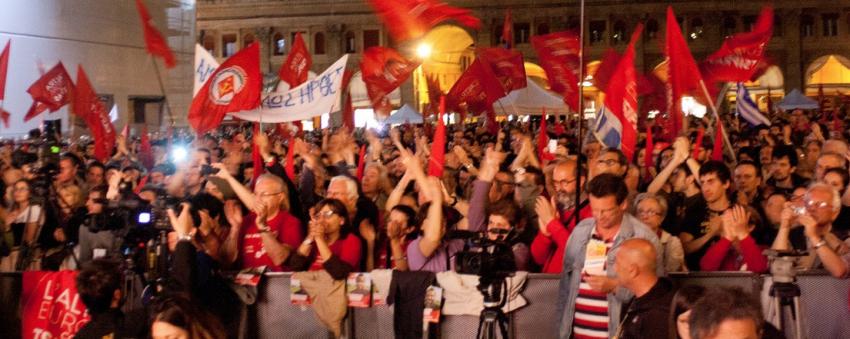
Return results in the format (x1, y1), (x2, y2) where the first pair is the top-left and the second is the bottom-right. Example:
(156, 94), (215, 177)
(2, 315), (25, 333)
(254, 27), (273, 73)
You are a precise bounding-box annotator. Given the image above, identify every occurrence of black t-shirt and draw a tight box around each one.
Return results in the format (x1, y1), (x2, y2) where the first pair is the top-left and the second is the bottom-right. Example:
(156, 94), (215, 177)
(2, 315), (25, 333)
(680, 201), (729, 271)
(661, 191), (704, 236)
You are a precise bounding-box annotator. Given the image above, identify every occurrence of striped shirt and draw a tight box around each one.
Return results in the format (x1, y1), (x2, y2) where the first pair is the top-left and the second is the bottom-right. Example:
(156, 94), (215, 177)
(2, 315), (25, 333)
(573, 234), (614, 339)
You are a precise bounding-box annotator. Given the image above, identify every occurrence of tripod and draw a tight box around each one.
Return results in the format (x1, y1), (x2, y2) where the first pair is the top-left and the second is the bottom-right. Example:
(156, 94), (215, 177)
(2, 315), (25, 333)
(770, 281), (804, 339)
(476, 276), (510, 339)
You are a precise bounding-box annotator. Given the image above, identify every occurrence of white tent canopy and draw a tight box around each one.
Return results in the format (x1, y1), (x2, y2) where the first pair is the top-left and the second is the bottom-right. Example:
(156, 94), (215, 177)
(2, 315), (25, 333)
(493, 78), (570, 115)
(384, 104), (423, 124)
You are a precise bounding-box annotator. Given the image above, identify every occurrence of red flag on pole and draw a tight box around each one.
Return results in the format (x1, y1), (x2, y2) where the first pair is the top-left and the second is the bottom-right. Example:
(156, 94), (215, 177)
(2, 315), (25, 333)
(665, 6), (706, 138)
(189, 43), (261, 135)
(74, 66), (116, 162)
(139, 127), (155, 170)
(366, 0), (481, 42)
(531, 31), (582, 112)
(502, 10), (513, 49)
(692, 127), (705, 160)
(700, 6), (773, 83)
(27, 62), (74, 112)
(602, 24), (643, 161)
(0, 40), (9, 101)
(360, 47), (419, 108)
(427, 96), (447, 177)
(24, 61), (51, 123)
(279, 32), (312, 87)
(135, 0), (176, 68)
(446, 59), (505, 114)
(356, 144), (367, 181)
(537, 108), (555, 162)
(477, 47), (527, 93)
(711, 119), (724, 161)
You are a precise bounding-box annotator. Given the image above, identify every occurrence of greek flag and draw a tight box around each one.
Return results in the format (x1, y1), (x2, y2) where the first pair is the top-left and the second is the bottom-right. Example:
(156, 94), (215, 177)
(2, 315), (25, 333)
(736, 83), (771, 126)
(592, 105), (622, 149)
(194, 44), (220, 97)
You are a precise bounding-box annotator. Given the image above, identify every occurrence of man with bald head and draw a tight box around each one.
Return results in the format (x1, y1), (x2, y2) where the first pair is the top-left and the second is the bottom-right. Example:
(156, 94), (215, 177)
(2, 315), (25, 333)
(613, 238), (676, 339)
(531, 158), (591, 273)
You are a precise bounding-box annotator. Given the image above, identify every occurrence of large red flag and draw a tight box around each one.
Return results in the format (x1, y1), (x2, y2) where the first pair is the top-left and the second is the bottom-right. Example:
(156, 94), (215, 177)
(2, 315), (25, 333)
(0, 40), (8, 101)
(602, 24), (643, 161)
(360, 47), (419, 107)
(665, 6), (705, 138)
(427, 96), (446, 177)
(135, 0), (176, 68)
(701, 6), (772, 83)
(24, 61), (51, 122)
(446, 59), (505, 114)
(593, 48), (622, 92)
(366, 0), (481, 42)
(531, 31), (581, 112)
(74, 66), (116, 162)
(139, 127), (155, 170)
(27, 62), (74, 112)
(189, 42), (261, 135)
(477, 47), (527, 93)
(502, 10), (513, 48)
(279, 32), (312, 87)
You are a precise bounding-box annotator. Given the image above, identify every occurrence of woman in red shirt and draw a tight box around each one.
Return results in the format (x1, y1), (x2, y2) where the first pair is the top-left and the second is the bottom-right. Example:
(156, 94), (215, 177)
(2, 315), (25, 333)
(289, 199), (362, 280)
(699, 205), (768, 273)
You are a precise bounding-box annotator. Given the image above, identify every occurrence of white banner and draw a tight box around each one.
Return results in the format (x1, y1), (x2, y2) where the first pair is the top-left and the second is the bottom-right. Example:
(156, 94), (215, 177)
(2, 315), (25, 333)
(194, 44), (219, 96)
(229, 55), (349, 123)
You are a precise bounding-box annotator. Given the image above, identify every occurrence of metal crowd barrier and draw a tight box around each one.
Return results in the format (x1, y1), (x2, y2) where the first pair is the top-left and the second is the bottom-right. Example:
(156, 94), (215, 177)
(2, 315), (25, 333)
(2, 272), (849, 338)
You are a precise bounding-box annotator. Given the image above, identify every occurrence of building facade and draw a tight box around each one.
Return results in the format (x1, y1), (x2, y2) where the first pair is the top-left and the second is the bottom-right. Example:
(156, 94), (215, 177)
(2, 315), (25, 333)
(197, 0), (850, 113)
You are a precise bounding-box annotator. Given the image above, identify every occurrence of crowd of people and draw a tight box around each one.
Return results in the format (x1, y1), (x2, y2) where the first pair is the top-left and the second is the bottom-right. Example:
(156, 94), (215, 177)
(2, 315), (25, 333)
(2, 106), (850, 338)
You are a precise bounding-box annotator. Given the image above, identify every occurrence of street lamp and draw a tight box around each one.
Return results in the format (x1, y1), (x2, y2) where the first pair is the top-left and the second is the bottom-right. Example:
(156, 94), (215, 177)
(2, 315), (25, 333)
(416, 43), (432, 59)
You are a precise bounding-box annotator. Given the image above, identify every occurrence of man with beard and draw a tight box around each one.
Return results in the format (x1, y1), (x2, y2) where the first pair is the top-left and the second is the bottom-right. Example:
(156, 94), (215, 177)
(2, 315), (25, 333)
(765, 145), (806, 196)
(530, 159), (591, 273)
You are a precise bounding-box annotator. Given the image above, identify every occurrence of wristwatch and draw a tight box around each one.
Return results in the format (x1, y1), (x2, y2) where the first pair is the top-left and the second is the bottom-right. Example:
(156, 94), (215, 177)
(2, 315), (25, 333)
(177, 234), (193, 242)
(813, 239), (828, 250)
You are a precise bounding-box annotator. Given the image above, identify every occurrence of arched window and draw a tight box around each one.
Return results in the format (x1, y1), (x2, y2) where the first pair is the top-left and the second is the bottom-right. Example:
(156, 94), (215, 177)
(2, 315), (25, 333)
(612, 20), (627, 44)
(537, 22), (550, 35)
(722, 16), (737, 37)
(689, 18), (704, 40)
(345, 31), (356, 53)
(645, 19), (659, 39)
(314, 32), (326, 55)
(242, 33), (255, 49)
(272, 32), (285, 55)
(202, 34), (215, 53)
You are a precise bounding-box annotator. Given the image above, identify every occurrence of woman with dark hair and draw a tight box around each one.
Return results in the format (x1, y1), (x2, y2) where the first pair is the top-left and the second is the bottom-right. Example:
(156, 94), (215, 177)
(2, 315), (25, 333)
(669, 285), (706, 339)
(289, 198), (362, 280)
(151, 296), (227, 339)
(0, 179), (44, 271)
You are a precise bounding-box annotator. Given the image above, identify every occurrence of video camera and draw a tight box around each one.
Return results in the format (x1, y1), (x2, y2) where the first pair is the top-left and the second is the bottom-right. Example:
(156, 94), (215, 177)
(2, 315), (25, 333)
(449, 230), (517, 278)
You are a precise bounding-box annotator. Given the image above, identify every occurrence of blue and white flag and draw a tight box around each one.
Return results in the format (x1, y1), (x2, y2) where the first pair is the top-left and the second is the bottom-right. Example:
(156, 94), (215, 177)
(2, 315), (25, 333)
(593, 105), (623, 149)
(193, 44), (219, 97)
(736, 83), (771, 126)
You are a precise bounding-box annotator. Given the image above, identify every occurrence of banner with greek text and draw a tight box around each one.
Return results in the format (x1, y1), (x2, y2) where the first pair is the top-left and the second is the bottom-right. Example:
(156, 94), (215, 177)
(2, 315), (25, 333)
(21, 270), (91, 339)
(230, 55), (349, 123)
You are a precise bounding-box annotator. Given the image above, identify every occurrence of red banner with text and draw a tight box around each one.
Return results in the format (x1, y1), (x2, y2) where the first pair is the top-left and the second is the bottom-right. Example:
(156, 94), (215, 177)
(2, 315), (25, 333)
(21, 270), (90, 339)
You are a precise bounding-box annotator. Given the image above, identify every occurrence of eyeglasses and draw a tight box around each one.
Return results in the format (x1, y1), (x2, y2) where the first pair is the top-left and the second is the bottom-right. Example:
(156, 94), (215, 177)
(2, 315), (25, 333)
(313, 210), (337, 219)
(636, 209), (663, 217)
(597, 158), (620, 167)
(553, 178), (577, 187)
(804, 199), (831, 210)
(14, 187), (29, 192)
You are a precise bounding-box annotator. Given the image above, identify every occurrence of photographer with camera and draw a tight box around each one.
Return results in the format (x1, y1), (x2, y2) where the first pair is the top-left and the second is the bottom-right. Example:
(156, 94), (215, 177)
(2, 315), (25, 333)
(772, 182), (848, 271)
(77, 185), (125, 265)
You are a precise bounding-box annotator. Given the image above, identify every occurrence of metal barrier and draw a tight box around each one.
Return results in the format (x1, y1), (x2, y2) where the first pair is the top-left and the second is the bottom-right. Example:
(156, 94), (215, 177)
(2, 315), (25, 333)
(2, 272), (849, 338)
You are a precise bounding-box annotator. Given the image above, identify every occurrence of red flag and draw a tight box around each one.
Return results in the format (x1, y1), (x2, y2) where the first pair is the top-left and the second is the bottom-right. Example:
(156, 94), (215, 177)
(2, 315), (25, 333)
(343, 92), (355, 130)
(74, 66), (116, 162)
(425, 74), (443, 117)
(700, 6), (773, 83)
(692, 127), (704, 160)
(644, 124), (654, 169)
(537, 108), (555, 162)
(279, 32), (312, 87)
(140, 127), (155, 170)
(428, 96), (446, 177)
(601, 24), (643, 161)
(135, 0), (176, 68)
(284, 136), (296, 181)
(251, 123), (264, 186)
(27, 62), (74, 112)
(502, 10), (513, 48)
(0, 40), (9, 100)
(477, 47), (527, 93)
(593, 48), (622, 92)
(360, 47), (419, 107)
(485, 108), (499, 135)
(366, 0), (481, 42)
(356, 144), (367, 180)
(531, 31), (581, 112)
(189, 42), (261, 135)
(711, 119), (724, 161)
(23, 102), (49, 122)
(446, 59), (505, 114)
(21, 271), (91, 338)
(665, 6), (706, 138)
(0, 109), (8, 128)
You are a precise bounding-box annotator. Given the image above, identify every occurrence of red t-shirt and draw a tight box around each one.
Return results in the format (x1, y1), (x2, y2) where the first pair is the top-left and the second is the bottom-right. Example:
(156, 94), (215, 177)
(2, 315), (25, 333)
(239, 210), (303, 271)
(308, 234), (363, 271)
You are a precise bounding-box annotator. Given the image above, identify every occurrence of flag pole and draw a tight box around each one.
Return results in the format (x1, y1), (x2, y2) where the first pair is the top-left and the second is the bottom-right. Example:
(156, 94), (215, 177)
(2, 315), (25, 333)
(150, 58), (175, 127)
(572, 0), (586, 227)
(699, 80), (737, 163)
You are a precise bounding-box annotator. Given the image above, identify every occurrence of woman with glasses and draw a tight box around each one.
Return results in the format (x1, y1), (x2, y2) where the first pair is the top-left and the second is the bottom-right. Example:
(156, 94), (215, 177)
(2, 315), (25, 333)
(633, 193), (686, 272)
(289, 199), (362, 280)
(0, 179), (44, 271)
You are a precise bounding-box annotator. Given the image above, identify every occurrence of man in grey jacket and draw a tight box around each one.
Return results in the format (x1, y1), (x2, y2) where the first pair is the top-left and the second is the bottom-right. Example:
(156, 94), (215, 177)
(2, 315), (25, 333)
(556, 173), (663, 339)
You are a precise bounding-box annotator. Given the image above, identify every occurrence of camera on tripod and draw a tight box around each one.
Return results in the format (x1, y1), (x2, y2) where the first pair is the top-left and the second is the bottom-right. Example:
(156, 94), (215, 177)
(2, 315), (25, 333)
(452, 230), (517, 278)
(765, 249), (808, 283)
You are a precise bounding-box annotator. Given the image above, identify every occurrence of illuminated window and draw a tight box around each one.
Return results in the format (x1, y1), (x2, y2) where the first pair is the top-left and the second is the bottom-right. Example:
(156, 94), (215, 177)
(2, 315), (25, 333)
(272, 32), (285, 55)
(689, 18), (703, 40)
(612, 21), (626, 44)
